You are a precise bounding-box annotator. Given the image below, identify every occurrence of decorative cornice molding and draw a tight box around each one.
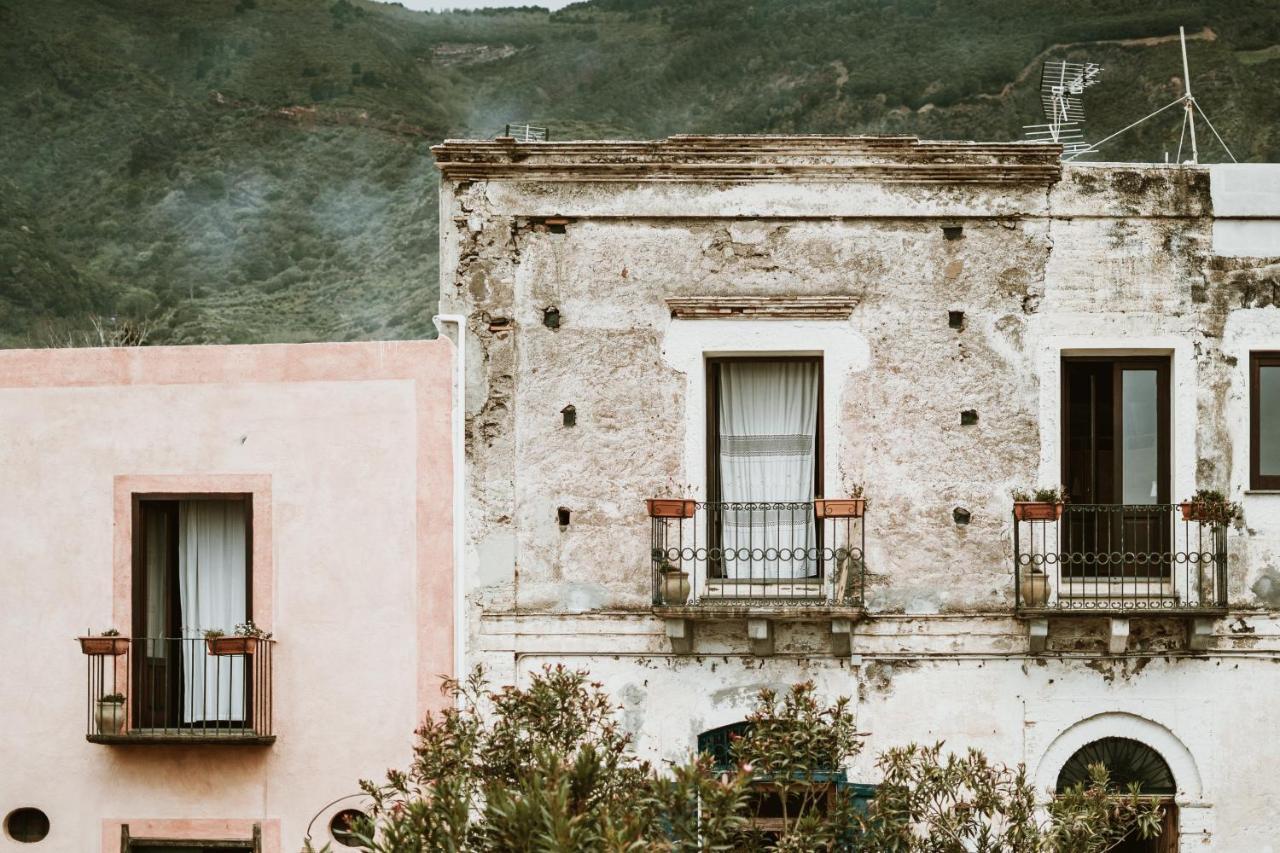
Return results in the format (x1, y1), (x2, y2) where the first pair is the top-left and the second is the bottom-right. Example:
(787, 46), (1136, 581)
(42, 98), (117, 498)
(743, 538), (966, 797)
(432, 135), (1063, 185)
(666, 295), (858, 320)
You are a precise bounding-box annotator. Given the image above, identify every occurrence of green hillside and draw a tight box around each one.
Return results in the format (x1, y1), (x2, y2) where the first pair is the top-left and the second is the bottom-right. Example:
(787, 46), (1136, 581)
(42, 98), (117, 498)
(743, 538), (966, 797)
(2, 0), (1277, 347)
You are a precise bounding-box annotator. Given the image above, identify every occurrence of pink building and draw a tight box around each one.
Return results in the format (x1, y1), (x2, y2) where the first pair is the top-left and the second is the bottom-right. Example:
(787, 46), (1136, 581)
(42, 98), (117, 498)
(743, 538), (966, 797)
(0, 341), (455, 852)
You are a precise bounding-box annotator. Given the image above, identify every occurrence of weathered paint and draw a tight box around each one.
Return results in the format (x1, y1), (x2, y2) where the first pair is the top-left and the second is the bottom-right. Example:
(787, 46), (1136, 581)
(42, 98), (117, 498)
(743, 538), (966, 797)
(437, 136), (1280, 851)
(0, 341), (454, 851)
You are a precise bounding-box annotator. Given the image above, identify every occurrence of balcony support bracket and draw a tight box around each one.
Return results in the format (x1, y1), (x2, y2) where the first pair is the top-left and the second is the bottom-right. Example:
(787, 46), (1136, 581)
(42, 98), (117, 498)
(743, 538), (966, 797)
(1107, 618), (1130, 655)
(1187, 617), (1214, 651)
(748, 619), (774, 656)
(1028, 618), (1049, 654)
(665, 618), (695, 654)
(831, 618), (854, 657)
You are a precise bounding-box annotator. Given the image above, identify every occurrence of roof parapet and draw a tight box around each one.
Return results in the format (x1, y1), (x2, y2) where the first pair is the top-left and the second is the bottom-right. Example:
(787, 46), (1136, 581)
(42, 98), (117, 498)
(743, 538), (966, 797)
(432, 135), (1063, 185)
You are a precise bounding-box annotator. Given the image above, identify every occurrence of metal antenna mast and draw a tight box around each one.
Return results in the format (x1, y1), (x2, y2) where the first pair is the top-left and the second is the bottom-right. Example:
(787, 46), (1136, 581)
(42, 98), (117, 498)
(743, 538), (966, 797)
(1059, 25), (1237, 164)
(1180, 26), (1198, 164)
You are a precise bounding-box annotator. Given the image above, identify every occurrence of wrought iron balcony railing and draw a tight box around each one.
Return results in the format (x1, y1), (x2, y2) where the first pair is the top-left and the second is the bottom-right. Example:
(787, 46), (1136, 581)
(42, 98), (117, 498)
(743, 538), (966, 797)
(1013, 503), (1228, 614)
(649, 499), (865, 608)
(82, 636), (274, 744)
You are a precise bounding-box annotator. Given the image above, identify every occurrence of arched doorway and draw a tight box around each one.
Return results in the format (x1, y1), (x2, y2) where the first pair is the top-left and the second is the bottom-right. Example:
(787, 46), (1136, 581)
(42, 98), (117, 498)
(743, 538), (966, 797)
(1055, 737), (1179, 853)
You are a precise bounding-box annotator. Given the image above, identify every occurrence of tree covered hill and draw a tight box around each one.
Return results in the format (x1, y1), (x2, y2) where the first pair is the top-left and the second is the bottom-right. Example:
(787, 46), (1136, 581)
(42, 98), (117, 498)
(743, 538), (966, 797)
(2, 0), (1277, 346)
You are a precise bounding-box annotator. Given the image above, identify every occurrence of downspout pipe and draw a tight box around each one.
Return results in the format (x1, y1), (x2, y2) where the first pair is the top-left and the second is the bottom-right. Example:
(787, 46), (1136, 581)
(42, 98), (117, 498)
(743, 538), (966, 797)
(433, 314), (466, 705)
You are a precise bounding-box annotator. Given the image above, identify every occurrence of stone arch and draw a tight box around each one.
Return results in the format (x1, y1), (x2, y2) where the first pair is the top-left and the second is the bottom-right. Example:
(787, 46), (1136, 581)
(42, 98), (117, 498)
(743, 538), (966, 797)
(1033, 712), (1203, 802)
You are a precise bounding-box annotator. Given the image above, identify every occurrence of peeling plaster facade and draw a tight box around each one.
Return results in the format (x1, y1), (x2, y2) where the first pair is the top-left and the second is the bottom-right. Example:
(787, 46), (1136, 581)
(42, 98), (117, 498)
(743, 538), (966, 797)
(434, 136), (1280, 850)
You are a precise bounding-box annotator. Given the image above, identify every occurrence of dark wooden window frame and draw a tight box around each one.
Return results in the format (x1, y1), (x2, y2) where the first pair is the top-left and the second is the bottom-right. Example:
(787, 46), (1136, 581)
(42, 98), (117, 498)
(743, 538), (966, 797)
(1251, 352), (1280, 490)
(1059, 356), (1171, 505)
(705, 356), (825, 506)
(130, 493), (254, 730)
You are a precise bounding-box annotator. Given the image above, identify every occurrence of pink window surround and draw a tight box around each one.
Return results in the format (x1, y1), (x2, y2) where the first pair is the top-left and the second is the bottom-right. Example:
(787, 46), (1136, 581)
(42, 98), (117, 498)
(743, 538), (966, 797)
(113, 474), (274, 635)
(0, 340), (456, 718)
(101, 818), (280, 853)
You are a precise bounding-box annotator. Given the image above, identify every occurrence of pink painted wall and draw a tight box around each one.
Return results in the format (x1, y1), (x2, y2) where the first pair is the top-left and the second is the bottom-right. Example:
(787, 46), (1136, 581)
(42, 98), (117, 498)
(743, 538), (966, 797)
(0, 341), (454, 851)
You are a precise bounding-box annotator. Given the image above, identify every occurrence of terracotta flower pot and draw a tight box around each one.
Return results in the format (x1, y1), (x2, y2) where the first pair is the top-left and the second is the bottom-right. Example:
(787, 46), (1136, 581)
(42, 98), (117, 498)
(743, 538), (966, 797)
(1013, 502), (1064, 522)
(1019, 572), (1050, 608)
(1180, 502), (1211, 522)
(659, 570), (691, 605)
(206, 636), (258, 656)
(95, 700), (126, 735)
(814, 498), (866, 519)
(79, 636), (130, 656)
(647, 499), (696, 519)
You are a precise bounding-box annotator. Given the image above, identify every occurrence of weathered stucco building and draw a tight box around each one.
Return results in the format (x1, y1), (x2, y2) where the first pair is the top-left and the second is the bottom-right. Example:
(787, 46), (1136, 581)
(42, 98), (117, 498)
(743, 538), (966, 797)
(433, 136), (1280, 851)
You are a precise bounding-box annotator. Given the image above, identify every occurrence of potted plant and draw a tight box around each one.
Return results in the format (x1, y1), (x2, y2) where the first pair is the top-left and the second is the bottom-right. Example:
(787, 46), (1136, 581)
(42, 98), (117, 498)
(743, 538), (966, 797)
(1179, 489), (1241, 526)
(1011, 487), (1068, 522)
(646, 498), (696, 519)
(657, 560), (691, 605)
(1019, 568), (1050, 608)
(815, 484), (867, 519)
(78, 628), (129, 656)
(205, 620), (271, 656)
(95, 692), (126, 735)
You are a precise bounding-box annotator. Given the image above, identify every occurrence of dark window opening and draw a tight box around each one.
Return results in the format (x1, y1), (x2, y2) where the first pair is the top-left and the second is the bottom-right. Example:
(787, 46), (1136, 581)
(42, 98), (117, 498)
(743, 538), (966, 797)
(1252, 352), (1280, 490)
(131, 495), (253, 731)
(1061, 357), (1171, 579)
(1056, 738), (1178, 853)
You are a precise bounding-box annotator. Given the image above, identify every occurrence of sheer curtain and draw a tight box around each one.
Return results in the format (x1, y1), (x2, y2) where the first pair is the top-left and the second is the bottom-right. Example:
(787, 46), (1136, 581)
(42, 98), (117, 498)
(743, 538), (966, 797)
(178, 500), (247, 724)
(719, 361), (819, 579)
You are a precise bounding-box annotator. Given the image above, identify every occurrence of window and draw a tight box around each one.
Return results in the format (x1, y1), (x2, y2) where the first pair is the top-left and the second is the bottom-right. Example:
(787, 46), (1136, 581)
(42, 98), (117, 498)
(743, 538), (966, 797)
(1252, 352), (1280, 490)
(705, 357), (823, 582)
(1061, 357), (1171, 580)
(131, 495), (252, 730)
(1056, 738), (1178, 853)
(121, 824), (259, 852)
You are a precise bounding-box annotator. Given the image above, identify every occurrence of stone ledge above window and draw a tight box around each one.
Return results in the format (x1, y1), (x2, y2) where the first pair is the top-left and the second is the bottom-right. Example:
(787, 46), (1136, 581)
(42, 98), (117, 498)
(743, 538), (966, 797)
(666, 295), (858, 320)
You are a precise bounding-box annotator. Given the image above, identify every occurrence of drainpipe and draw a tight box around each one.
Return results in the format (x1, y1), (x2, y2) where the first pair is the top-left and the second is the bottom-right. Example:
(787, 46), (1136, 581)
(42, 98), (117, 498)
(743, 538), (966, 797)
(433, 314), (466, 705)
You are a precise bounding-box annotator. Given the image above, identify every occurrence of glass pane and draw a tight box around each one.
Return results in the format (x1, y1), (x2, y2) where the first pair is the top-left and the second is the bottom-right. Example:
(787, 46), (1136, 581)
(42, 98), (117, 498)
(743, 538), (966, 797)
(1262, 365), (1280, 475)
(1121, 370), (1159, 504)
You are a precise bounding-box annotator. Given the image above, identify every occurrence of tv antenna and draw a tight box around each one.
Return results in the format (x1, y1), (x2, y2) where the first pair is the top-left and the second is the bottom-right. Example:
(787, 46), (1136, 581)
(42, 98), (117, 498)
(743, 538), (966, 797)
(1062, 26), (1236, 163)
(1024, 58), (1102, 156)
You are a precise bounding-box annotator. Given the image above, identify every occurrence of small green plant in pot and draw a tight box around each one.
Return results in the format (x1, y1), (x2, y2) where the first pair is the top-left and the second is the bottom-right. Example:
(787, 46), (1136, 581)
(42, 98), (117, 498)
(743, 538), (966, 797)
(95, 692), (126, 735)
(205, 621), (272, 656)
(1179, 488), (1241, 526)
(658, 559), (690, 605)
(1012, 486), (1068, 522)
(78, 627), (129, 656)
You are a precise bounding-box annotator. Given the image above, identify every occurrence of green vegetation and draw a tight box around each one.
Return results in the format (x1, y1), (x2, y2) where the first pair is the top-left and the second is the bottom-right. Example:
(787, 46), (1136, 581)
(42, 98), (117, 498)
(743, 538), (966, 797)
(2, 0), (1277, 346)
(307, 666), (1161, 851)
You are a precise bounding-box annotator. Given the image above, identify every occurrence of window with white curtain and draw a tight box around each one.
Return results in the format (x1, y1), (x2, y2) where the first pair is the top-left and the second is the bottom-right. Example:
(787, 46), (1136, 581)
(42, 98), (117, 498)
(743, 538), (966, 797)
(708, 358), (822, 581)
(134, 495), (251, 727)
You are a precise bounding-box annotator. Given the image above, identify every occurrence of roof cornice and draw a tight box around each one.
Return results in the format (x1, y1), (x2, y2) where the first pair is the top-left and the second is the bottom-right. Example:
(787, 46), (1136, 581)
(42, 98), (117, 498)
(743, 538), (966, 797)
(432, 135), (1063, 185)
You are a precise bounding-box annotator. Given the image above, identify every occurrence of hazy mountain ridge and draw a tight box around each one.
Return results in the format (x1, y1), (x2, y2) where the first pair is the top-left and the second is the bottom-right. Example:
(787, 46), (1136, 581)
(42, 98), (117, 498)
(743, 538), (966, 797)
(2, 0), (1277, 346)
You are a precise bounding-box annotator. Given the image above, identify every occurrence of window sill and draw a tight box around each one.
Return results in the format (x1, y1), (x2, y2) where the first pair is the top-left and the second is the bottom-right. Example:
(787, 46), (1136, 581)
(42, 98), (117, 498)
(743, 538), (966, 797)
(1244, 490), (1280, 495)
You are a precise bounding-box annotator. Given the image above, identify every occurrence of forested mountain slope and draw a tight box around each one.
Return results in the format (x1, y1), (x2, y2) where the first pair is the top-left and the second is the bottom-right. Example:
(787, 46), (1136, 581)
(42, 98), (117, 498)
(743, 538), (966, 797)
(2, 0), (1277, 345)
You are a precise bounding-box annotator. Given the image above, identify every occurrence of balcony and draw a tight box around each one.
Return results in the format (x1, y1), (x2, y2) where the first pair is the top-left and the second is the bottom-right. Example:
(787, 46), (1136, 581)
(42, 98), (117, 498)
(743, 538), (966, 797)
(1013, 503), (1228, 651)
(81, 637), (275, 745)
(649, 499), (865, 654)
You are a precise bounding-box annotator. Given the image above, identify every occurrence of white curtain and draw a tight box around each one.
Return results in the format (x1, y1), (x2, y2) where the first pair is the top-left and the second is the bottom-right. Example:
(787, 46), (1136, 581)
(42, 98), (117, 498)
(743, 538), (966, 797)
(719, 361), (819, 579)
(178, 500), (247, 724)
